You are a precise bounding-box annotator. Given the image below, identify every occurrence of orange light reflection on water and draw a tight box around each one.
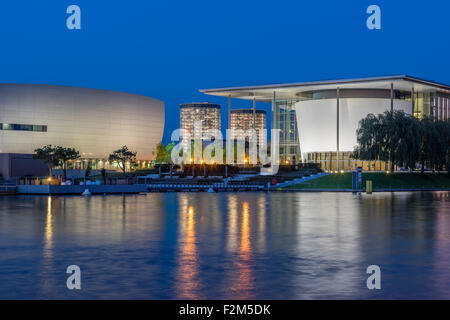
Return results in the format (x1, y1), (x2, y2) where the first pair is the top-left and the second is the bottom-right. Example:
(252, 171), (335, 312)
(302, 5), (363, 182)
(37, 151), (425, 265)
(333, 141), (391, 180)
(44, 196), (53, 258)
(232, 201), (255, 299)
(176, 203), (202, 299)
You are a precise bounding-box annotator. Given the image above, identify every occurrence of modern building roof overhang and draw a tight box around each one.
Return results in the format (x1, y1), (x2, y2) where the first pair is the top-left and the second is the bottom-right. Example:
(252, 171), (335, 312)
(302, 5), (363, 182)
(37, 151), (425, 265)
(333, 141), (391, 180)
(200, 75), (450, 103)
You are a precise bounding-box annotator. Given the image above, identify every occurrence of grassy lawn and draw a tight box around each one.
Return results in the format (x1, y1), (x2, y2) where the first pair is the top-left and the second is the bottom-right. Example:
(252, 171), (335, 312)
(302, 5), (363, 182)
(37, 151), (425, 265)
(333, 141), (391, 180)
(286, 172), (450, 190)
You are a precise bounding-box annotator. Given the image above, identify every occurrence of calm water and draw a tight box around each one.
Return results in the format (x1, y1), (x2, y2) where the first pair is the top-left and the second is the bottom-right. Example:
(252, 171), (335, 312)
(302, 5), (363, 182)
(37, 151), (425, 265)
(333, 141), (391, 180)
(0, 192), (449, 299)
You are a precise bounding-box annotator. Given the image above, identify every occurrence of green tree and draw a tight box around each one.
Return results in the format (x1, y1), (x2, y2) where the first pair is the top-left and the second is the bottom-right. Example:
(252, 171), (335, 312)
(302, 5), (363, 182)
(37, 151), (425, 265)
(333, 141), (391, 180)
(165, 142), (175, 163)
(153, 142), (176, 164)
(419, 117), (438, 173)
(109, 146), (137, 178)
(354, 113), (385, 163)
(390, 111), (421, 170)
(54, 146), (80, 180)
(33, 145), (58, 177)
(354, 110), (421, 171)
(434, 120), (450, 172)
(152, 143), (165, 163)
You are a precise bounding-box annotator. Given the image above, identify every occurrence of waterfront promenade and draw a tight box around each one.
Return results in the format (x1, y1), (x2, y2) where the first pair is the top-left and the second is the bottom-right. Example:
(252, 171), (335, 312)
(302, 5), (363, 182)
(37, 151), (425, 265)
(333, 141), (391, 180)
(4, 172), (450, 195)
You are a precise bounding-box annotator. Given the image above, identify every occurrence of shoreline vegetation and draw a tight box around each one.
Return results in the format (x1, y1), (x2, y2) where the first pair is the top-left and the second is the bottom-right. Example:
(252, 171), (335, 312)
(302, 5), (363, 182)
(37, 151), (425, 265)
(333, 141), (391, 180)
(284, 172), (450, 191)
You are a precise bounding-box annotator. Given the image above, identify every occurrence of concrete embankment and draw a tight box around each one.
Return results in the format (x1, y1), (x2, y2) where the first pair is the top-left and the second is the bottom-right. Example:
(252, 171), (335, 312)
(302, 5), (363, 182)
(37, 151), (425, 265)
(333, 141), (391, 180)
(0, 186), (17, 195)
(17, 185), (147, 195)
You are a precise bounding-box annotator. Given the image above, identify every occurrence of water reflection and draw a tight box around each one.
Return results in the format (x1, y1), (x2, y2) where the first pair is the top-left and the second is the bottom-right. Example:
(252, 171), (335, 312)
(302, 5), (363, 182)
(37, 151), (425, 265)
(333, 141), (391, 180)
(176, 196), (202, 299)
(256, 197), (266, 252)
(240, 202), (251, 254)
(290, 193), (363, 298)
(234, 202), (254, 298)
(0, 192), (449, 299)
(227, 194), (239, 252)
(40, 196), (55, 296)
(432, 192), (450, 297)
(44, 196), (53, 258)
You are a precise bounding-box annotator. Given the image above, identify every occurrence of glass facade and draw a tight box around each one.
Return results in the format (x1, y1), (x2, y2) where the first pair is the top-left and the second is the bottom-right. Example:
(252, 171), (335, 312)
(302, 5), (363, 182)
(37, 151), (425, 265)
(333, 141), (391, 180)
(300, 89), (450, 171)
(274, 100), (300, 164)
(431, 92), (450, 121)
(180, 103), (221, 143)
(230, 109), (267, 142)
(307, 151), (392, 172)
(400, 90), (449, 120)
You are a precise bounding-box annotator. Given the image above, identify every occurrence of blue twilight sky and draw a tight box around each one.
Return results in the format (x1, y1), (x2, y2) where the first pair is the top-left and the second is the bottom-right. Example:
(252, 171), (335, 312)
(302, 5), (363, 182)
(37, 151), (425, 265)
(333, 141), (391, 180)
(0, 0), (449, 143)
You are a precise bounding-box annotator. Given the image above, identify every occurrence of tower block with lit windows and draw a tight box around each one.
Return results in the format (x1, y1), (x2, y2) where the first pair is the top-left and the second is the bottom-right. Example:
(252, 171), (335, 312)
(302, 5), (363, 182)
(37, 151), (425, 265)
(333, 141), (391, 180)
(179, 102), (221, 161)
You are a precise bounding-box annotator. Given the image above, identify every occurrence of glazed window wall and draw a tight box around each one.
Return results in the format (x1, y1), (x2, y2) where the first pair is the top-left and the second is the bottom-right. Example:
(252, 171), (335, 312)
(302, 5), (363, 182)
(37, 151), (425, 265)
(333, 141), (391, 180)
(307, 152), (392, 172)
(295, 88), (440, 120)
(229, 111), (267, 163)
(230, 111), (267, 142)
(410, 91), (450, 120)
(412, 92), (432, 119)
(297, 89), (414, 101)
(275, 100), (300, 162)
(432, 92), (450, 121)
(180, 107), (221, 134)
(180, 105), (221, 148)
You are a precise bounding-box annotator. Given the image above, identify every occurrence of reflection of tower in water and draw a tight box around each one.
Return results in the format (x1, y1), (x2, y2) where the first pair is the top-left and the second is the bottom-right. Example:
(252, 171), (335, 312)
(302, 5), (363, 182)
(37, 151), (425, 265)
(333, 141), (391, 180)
(240, 202), (250, 254)
(44, 196), (53, 258)
(231, 201), (255, 299)
(40, 196), (55, 296)
(227, 194), (239, 252)
(176, 195), (202, 299)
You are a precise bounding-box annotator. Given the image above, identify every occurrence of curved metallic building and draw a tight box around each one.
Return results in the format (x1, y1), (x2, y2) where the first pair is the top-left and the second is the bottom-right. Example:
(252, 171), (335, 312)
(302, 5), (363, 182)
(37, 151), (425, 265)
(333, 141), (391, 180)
(0, 84), (164, 160)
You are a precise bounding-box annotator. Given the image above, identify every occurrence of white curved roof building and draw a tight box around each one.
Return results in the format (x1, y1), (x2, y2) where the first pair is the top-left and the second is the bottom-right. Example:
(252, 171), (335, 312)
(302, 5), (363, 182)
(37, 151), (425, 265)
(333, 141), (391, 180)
(0, 84), (164, 160)
(201, 75), (450, 170)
